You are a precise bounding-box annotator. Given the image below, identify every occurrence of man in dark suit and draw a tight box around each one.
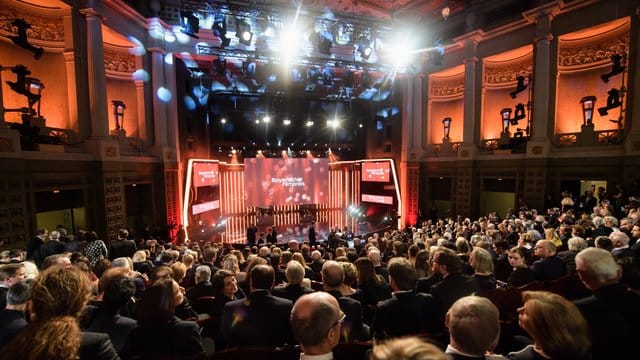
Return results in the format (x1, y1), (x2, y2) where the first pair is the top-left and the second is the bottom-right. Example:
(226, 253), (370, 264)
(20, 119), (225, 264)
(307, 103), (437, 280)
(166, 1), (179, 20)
(25, 228), (47, 266)
(109, 229), (137, 260)
(39, 230), (66, 261)
(371, 258), (439, 339)
(531, 240), (567, 281)
(610, 231), (634, 260)
(219, 264), (294, 349)
(0, 281), (30, 348)
(0, 263), (26, 310)
(574, 248), (640, 360)
(445, 296), (503, 360)
(322, 260), (368, 342)
(430, 248), (479, 328)
(246, 223), (257, 247)
(185, 265), (215, 302)
(291, 292), (342, 360)
(308, 222), (317, 246)
(272, 261), (314, 303)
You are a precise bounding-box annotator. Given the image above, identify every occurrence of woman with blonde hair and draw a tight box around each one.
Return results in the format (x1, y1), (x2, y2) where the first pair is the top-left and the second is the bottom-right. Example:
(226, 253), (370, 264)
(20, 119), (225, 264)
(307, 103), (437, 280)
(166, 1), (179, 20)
(370, 336), (447, 360)
(544, 228), (563, 249)
(3, 266), (119, 359)
(470, 247), (496, 294)
(509, 291), (590, 360)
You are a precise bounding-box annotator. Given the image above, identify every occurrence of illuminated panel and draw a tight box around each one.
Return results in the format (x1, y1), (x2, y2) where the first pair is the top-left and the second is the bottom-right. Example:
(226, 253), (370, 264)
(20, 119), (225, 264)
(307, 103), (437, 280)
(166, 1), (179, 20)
(362, 161), (390, 182)
(193, 200), (220, 214)
(362, 194), (394, 205)
(193, 163), (219, 187)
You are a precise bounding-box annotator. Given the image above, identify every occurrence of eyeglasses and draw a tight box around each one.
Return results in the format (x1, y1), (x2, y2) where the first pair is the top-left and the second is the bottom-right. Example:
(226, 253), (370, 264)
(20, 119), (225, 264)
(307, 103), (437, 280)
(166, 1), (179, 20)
(327, 311), (346, 334)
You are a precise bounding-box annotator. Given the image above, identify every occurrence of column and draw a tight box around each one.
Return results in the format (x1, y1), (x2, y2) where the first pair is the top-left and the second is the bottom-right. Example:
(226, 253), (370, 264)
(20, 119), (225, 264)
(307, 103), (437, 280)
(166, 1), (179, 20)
(149, 47), (168, 148)
(524, 3), (561, 156)
(624, 6), (640, 155)
(454, 30), (485, 160)
(80, 8), (109, 139)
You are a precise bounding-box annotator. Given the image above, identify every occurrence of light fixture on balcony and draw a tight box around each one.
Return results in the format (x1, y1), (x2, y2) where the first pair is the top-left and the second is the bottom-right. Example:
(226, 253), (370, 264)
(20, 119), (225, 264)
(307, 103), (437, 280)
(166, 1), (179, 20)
(597, 88), (622, 116)
(500, 108), (512, 133)
(601, 54), (626, 83)
(580, 96), (596, 126)
(442, 117), (451, 141)
(112, 100), (126, 131)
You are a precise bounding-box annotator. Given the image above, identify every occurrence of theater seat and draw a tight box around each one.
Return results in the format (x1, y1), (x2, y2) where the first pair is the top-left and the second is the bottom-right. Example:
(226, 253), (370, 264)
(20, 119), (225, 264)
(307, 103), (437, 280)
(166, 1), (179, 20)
(333, 340), (373, 360)
(191, 296), (216, 315)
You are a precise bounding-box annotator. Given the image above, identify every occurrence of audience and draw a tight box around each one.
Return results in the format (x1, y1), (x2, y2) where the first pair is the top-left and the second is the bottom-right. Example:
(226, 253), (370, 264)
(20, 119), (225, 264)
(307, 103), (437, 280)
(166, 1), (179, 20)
(506, 247), (535, 287)
(530, 240), (566, 281)
(272, 260), (314, 303)
(322, 260), (367, 342)
(0, 263), (26, 309)
(370, 336), (447, 360)
(0, 280), (31, 348)
(290, 292), (343, 359)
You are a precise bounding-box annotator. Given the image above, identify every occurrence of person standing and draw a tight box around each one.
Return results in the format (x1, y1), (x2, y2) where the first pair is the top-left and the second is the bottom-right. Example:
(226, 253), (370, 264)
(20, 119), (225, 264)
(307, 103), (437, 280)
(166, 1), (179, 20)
(308, 222), (317, 246)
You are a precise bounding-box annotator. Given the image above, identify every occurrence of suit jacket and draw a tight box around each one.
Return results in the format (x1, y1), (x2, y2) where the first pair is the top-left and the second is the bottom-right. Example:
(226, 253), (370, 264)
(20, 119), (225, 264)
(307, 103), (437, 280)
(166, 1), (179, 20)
(430, 273), (479, 327)
(327, 290), (367, 342)
(79, 331), (120, 360)
(39, 239), (66, 260)
(371, 290), (439, 339)
(81, 305), (137, 355)
(218, 289), (294, 349)
(574, 283), (640, 360)
(272, 283), (314, 304)
(0, 309), (27, 349)
(530, 255), (566, 281)
(416, 274), (443, 294)
(557, 250), (579, 274)
(185, 281), (216, 302)
(125, 317), (204, 358)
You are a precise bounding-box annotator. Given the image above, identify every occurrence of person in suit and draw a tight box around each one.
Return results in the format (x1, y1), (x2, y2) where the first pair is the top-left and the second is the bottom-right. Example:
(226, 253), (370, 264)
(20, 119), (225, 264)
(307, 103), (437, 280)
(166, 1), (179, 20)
(246, 223), (257, 247)
(108, 229), (137, 260)
(610, 231), (634, 260)
(0, 280), (31, 348)
(81, 268), (137, 356)
(126, 277), (204, 357)
(371, 257), (439, 339)
(272, 260), (314, 303)
(218, 264), (294, 349)
(39, 230), (66, 261)
(291, 292), (343, 360)
(308, 222), (317, 246)
(26, 228), (47, 266)
(0, 263), (26, 310)
(573, 247), (640, 360)
(430, 248), (479, 328)
(2, 266), (119, 360)
(530, 240), (566, 281)
(322, 260), (368, 342)
(556, 236), (588, 274)
(368, 248), (388, 283)
(445, 296), (507, 360)
(267, 226), (278, 244)
(185, 265), (216, 302)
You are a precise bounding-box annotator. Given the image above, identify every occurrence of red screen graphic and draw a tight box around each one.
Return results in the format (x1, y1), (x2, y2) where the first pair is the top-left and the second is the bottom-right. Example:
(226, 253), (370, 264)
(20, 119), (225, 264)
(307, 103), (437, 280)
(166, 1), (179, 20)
(244, 158), (329, 207)
(193, 163), (219, 187)
(362, 193), (394, 205)
(362, 162), (390, 182)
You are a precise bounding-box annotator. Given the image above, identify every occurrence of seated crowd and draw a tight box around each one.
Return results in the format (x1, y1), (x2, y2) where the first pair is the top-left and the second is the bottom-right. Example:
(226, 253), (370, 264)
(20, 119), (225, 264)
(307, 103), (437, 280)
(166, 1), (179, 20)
(1, 195), (640, 359)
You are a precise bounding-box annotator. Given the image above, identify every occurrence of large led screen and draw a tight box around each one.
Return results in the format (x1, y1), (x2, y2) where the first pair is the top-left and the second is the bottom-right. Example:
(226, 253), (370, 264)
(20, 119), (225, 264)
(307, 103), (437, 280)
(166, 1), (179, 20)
(362, 161), (390, 182)
(244, 158), (329, 207)
(193, 162), (219, 187)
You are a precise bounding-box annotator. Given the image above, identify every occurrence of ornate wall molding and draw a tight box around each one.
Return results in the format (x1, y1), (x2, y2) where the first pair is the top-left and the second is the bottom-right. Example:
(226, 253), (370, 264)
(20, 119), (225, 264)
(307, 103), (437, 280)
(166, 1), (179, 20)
(0, 7), (64, 44)
(484, 63), (533, 85)
(104, 47), (136, 74)
(430, 78), (464, 97)
(558, 32), (630, 69)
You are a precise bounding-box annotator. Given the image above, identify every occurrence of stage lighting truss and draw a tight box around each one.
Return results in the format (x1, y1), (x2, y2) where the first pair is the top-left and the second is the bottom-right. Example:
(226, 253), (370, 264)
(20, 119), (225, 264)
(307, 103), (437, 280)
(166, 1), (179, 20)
(180, 10), (200, 38)
(235, 18), (253, 46)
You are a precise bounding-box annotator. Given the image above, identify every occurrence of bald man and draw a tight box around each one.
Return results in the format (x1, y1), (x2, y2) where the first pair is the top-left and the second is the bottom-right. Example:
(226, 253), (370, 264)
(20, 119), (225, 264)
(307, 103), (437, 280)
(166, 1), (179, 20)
(291, 292), (343, 359)
(531, 240), (566, 281)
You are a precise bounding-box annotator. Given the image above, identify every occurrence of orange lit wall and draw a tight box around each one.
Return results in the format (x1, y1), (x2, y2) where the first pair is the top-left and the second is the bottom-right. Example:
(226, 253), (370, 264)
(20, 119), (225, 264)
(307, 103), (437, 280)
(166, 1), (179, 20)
(0, 41), (69, 129)
(482, 89), (521, 139)
(555, 67), (623, 133)
(106, 78), (139, 135)
(429, 99), (464, 143)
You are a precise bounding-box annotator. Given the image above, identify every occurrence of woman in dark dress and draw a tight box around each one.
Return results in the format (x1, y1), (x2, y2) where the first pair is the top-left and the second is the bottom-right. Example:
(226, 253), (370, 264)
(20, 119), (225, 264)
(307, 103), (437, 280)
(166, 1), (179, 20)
(470, 247), (497, 295)
(507, 247), (535, 287)
(126, 278), (204, 358)
(354, 257), (391, 325)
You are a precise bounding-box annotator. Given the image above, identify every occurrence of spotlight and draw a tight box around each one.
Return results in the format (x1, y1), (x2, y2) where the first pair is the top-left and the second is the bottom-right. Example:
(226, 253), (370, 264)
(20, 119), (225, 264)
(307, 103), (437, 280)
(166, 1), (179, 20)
(430, 39), (444, 66)
(213, 58), (226, 75)
(597, 88), (622, 116)
(213, 13), (230, 47)
(600, 54), (626, 83)
(316, 30), (333, 55)
(235, 19), (253, 46)
(355, 35), (373, 60)
(509, 76), (528, 99)
(179, 11), (200, 39)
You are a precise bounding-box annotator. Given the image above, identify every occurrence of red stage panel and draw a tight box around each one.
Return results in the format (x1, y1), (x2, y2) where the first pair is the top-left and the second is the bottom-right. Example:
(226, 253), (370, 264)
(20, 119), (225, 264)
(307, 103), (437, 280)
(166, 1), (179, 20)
(193, 163), (219, 187)
(362, 193), (394, 205)
(244, 158), (329, 207)
(362, 161), (390, 182)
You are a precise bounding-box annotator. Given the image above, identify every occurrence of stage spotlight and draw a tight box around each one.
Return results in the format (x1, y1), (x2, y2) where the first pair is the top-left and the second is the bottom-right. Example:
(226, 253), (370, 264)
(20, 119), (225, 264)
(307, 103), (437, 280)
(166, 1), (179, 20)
(213, 58), (226, 75)
(601, 54), (626, 83)
(597, 88), (622, 116)
(355, 35), (373, 60)
(315, 30), (333, 55)
(180, 11), (200, 39)
(212, 13), (230, 47)
(235, 19), (253, 46)
(509, 76), (528, 99)
(430, 39), (444, 66)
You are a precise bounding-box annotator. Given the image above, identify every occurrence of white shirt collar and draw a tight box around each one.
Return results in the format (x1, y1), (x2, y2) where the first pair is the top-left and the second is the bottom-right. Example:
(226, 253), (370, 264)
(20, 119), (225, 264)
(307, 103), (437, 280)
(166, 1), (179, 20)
(300, 352), (333, 360)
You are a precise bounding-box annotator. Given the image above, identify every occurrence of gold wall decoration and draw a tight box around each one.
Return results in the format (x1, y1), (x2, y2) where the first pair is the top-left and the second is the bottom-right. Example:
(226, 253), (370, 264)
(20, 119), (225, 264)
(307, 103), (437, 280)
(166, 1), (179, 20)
(558, 34), (630, 68)
(484, 64), (532, 84)
(104, 48), (136, 73)
(430, 79), (464, 97)
(0, 8), (64, 43)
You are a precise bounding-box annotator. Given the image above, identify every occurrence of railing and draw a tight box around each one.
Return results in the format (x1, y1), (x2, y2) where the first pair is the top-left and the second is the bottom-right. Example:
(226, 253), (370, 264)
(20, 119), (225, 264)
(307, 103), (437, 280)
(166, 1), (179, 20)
(426, 140), (463, 156)
(554, 129), (623, 147)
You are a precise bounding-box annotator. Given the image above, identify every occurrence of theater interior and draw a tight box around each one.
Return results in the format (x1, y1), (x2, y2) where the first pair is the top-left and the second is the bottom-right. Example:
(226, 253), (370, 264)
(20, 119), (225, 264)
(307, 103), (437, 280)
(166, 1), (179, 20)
(0, 0), (638, 245)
